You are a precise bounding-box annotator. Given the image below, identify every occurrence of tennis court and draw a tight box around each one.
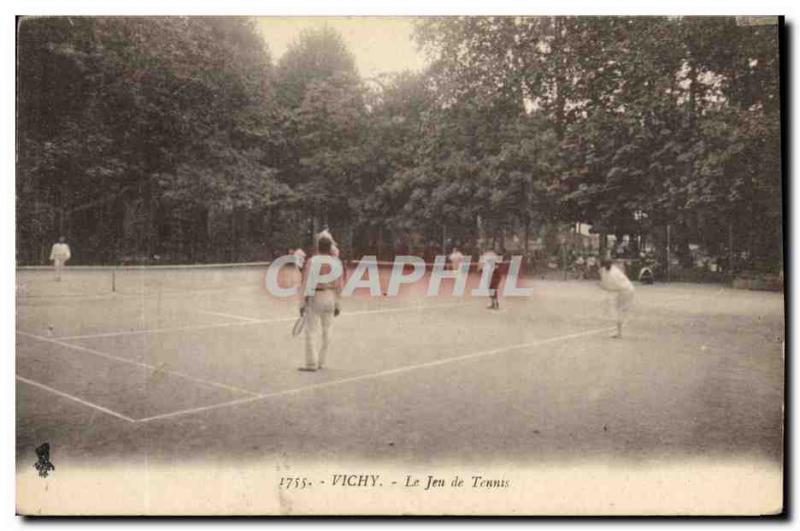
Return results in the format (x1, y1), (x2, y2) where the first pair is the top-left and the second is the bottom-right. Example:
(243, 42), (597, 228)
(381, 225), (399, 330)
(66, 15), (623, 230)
(16, 263), (784, 472)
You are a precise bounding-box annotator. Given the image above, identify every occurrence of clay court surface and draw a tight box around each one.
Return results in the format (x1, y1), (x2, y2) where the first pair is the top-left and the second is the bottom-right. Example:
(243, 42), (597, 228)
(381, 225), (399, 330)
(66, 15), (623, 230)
(16, 265), (784, 470)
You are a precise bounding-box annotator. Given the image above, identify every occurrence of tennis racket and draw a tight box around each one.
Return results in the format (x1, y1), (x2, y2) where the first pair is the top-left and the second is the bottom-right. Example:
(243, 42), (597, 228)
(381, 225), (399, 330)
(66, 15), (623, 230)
(291, 313), (307, 337)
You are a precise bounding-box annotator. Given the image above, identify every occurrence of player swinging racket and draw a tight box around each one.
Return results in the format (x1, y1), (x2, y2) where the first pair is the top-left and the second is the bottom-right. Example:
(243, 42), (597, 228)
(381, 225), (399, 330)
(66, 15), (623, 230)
(298, 233), (342, 372)
(599, 258), (635, 338)
(319, 228), (347, 284)
(49, 236), (71, 282)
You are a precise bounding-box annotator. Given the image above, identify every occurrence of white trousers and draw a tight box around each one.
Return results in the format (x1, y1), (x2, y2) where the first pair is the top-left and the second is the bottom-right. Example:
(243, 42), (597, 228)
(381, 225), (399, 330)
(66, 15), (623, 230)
(611, 289), (635, 324)
(53, 259), (66, 280)
(304, 290), (336, 369)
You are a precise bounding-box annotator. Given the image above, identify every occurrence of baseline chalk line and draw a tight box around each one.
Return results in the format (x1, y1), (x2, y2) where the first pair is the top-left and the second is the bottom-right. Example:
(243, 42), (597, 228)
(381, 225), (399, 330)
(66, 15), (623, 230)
(16, 375), (136, 423)
(196, 309), (261, 322)
(136, 326), (613, 423)
(16, 331), (259, 397)
(50, 301), (464, 341)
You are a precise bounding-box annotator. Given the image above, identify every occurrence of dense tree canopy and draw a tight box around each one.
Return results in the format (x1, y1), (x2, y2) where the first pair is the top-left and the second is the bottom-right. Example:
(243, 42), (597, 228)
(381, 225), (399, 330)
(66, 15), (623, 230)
(415, 16), (782, 269)
(17, 16), (782, 274)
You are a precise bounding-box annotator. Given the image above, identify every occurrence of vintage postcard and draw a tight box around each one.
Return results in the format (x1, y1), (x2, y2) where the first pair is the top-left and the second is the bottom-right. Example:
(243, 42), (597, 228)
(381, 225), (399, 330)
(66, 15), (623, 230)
(15, 15), (784, 515)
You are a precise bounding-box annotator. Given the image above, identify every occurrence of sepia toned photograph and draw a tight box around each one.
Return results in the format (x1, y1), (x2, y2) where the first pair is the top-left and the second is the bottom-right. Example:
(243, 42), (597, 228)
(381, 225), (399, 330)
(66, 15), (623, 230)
(14, 14), (784, 515)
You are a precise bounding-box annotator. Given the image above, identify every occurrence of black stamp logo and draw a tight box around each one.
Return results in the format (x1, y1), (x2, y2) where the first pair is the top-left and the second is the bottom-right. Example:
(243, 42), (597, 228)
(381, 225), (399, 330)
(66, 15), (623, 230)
(34, 443), (55, 478)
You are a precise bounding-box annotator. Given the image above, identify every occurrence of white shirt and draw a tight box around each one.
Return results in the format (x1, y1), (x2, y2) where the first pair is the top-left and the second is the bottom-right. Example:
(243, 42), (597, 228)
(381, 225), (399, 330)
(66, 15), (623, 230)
(600, 264), (634, 292)
(293, 248), (307, 269)
(303, 254), (343, 292)
(50, 243), (71, 261)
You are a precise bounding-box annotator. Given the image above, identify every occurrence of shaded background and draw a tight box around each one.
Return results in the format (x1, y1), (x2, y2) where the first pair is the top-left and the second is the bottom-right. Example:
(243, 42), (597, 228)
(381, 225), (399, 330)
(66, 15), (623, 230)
(16, 17), (783, 281)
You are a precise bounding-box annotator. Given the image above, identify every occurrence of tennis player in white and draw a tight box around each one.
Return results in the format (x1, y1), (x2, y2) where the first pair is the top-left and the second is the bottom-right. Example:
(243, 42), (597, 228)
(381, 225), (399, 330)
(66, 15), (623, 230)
(298, 233), (342, 371)
(49, 236), (71, 281)
(478, 249), (499, 309)
(599, 258), (635, 338)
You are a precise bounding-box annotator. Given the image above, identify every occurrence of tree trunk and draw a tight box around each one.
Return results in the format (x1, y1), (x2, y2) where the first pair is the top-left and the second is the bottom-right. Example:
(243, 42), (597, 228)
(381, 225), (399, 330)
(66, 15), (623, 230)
(675, 224), (693, 268)
(599, 231), (608, 259)
(666, 224), (672, 281)
(377, 225), (383, 259)
(551, 17), (567, 141)
(728, 221), (735, 278)
(523, 216), (530, 256)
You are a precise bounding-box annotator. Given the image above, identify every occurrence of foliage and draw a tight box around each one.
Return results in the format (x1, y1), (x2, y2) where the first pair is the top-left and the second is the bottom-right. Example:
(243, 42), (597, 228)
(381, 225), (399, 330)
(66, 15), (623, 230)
(16, 16), (783, 271)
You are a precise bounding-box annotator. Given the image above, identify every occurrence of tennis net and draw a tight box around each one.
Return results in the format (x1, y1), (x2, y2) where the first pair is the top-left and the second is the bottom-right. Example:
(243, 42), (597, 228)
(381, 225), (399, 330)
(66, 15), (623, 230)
(16, 256), (522, 299)
(16, 262), (274, 299)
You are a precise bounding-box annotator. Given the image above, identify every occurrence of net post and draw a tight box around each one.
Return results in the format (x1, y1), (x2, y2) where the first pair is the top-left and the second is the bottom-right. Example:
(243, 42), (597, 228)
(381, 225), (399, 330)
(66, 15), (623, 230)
(112, 266), (116, 293)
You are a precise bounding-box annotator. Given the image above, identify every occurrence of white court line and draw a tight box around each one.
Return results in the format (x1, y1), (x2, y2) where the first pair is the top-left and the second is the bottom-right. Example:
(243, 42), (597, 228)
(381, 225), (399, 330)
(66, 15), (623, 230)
(16, 331), (260, 397)
(196, 309), (260, 322)
(16, 261), (272, 271)
(136, 326), (613, 423)
(203, 302), (462, 324)
(17, 292), (119, 302)
(17, 283), (260, 303)
(51, 302), (463, 341)
(16, 375), (136, 423)
(53, 318), (286, 341)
